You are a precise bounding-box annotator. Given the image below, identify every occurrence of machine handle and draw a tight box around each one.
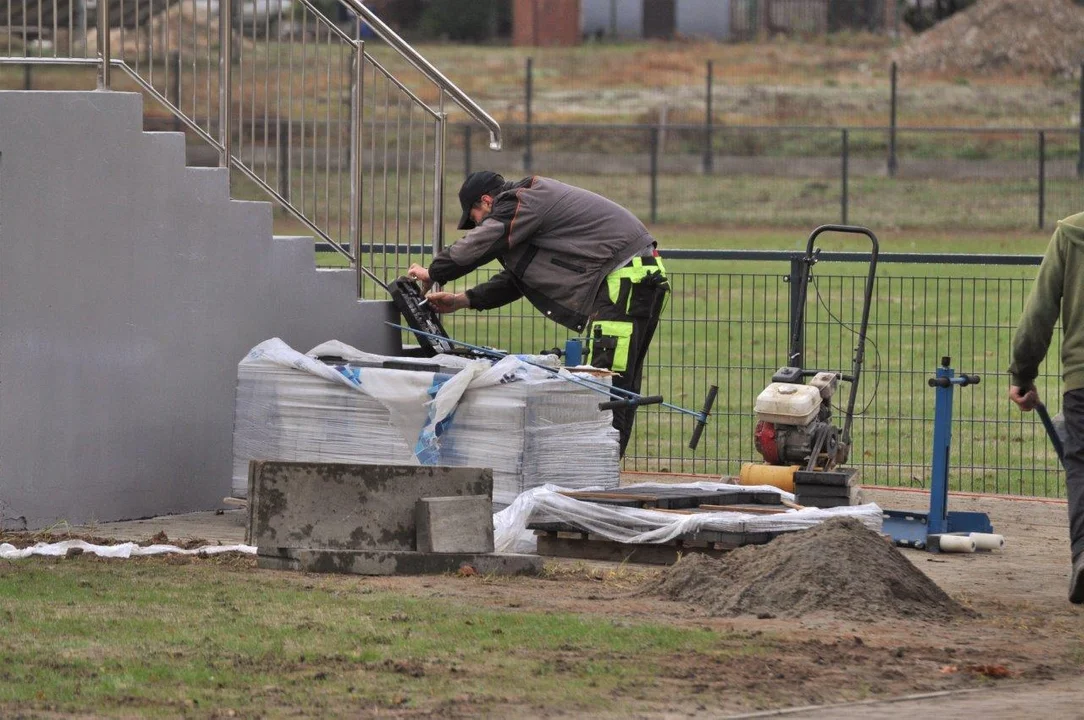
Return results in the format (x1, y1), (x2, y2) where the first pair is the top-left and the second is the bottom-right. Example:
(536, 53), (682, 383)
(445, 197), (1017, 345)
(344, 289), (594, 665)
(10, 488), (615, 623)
(598, 395), (664, 411)
(687, 385), (719, 451)
(928, 374), (981, 388)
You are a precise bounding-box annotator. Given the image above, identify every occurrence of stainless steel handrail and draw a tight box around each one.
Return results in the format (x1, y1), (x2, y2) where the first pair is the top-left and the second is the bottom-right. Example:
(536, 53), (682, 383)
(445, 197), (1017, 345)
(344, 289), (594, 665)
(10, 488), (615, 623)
(342, 0), (503, 151)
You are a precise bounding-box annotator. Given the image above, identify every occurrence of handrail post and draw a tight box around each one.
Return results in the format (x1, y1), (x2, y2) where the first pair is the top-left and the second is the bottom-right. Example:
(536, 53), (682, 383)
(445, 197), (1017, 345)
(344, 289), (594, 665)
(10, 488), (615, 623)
(351, 42), (365, 297)
(96, 0), (110, 88)
(219, 0), (233, 172)
(434, 92), (447, 256)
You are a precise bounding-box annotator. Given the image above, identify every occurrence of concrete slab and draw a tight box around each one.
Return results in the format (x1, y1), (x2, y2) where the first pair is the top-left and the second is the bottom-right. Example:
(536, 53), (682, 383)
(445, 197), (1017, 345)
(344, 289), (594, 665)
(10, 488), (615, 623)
(257, 547), (541, 576)
(246, 461), (492, 551)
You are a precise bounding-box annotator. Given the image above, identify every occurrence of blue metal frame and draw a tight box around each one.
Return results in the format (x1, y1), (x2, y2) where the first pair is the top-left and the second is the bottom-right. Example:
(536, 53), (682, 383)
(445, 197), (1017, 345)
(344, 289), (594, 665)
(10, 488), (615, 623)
(882, 358), (994, 550)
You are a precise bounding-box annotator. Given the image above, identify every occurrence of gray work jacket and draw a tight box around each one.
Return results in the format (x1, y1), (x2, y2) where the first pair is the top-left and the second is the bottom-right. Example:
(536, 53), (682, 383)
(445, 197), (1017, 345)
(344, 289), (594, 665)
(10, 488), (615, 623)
(429, 176), (656, 331)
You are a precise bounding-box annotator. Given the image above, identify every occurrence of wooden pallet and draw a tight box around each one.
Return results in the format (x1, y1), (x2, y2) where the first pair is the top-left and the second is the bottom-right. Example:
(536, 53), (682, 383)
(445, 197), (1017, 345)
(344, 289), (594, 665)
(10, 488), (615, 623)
(533, 487), (796, 564)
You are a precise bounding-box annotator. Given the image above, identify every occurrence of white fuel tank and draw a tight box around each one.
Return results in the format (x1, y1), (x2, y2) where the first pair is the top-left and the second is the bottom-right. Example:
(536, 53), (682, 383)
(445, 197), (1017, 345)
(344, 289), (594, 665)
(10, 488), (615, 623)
(754, 383), (822, 425)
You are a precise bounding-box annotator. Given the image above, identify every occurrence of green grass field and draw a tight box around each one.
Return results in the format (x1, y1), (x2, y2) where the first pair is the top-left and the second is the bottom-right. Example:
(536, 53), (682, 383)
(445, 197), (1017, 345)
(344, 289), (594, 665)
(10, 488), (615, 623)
(0, 556), (743, 717)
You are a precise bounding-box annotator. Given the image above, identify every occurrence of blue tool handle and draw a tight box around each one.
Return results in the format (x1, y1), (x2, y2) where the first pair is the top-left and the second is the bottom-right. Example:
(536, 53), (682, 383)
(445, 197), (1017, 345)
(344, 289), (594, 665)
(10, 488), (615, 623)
(598, 395), (663, 411)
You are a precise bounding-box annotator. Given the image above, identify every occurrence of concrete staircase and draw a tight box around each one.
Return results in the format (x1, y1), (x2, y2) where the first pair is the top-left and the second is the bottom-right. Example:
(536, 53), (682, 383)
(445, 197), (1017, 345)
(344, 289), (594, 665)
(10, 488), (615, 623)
(0, 89), (396, 529)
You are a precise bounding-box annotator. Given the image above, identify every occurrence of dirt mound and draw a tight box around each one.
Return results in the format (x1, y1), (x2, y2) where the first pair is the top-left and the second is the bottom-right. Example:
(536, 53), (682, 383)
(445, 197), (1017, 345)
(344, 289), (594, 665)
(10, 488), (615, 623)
(892, 0), (1084, 78)
(648, 517), (971, 622)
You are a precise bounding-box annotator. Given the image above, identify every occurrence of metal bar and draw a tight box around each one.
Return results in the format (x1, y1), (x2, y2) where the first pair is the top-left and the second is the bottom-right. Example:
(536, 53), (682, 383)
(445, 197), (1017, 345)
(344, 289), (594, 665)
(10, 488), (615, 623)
(1078, 62), (1083, 179)
(339, 0), (501, 149)
(841, 128), (849, 225)
(219, 0), (231, 170)
(523, 56), (533, 172)
(463, 123), (472, 177)
(649, 125), (659, 224)
(434, 93), (446, 255)
(704, 59), (713, 174)
(888, 60), (898, 177)
(1038, 130), (1046, 230)
(351, 41), (364, 296)
(97, 0), (111, 87)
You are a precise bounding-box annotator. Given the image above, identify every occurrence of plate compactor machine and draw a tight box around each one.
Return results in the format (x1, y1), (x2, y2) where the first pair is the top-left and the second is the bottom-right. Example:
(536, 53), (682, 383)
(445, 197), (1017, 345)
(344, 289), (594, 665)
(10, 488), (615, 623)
(739, 225), (878, 508)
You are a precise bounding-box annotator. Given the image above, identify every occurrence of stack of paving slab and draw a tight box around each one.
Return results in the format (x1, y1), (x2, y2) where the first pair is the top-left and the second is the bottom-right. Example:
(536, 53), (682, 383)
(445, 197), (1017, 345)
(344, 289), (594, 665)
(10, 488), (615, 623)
(793, 468), (862, 508)
(232, 341), (621, 508)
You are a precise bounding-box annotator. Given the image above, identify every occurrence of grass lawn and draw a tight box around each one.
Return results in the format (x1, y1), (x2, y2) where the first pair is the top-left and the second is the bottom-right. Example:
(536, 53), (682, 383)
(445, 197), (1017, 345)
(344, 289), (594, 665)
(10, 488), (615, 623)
(0, 555), (743, 717)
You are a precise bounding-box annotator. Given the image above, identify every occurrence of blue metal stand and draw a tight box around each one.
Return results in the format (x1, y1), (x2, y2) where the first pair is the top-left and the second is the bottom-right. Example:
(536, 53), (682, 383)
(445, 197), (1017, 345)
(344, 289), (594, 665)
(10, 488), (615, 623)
(882, 357), (993, 550)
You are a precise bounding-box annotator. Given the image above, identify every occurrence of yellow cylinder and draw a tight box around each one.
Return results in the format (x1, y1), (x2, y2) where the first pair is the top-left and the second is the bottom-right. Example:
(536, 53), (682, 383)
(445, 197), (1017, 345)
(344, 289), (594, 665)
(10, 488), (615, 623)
(739, 463), (799, 493)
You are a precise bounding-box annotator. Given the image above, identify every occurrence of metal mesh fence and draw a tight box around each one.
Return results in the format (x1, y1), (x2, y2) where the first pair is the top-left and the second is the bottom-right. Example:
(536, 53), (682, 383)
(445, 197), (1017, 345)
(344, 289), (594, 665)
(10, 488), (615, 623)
(417, 251), (1065, 498)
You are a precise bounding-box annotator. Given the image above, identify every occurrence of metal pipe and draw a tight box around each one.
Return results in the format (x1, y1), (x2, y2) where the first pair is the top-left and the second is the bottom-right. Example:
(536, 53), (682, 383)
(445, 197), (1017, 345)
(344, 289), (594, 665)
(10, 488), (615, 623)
(97, 0), (110, 88)
(219, 0), (232, 170)
(888, 61), (898, 177)
(350, 41), (365, 297)
(704, 59), (713, 174)
(1038, 130), (1046, 230)
(339, 0), (502, 150)
(434, 92), (447, 256)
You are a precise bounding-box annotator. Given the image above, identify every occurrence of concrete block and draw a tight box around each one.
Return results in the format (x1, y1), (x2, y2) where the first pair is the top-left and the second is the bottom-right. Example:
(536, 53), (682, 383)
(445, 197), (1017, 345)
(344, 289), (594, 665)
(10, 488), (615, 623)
(416, 496), (494, 553)
(257, 547), (542, 576)
(247, 461), (492, 551)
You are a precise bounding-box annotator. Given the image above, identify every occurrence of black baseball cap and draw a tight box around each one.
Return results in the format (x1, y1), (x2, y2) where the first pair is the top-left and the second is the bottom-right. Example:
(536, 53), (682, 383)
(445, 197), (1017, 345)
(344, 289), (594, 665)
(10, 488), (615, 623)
(457, 171), (505, 230)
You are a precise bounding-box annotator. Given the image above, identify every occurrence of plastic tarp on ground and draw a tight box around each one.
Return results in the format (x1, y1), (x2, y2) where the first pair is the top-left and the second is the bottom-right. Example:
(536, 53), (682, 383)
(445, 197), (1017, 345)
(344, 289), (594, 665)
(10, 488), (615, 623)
(232, 338), (620, 507)
(494, 482), (885, 554)
(0, 540), (255, 559)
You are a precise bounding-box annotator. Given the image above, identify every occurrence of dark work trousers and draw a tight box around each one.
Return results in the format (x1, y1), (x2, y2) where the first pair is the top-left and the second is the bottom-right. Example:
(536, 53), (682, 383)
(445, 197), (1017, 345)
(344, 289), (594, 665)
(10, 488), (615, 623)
(1062, 389), (1084, 561)
(586, 272), (669, 457)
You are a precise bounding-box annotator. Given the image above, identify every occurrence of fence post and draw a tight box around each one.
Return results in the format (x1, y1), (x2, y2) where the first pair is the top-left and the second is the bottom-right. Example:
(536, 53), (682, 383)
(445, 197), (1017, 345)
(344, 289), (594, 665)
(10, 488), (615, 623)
(1038, 130), (1046, 231)
(463, 124), (473, 178)
(1077, 62), (1083, 179)
(524, 57), (533, 172)
(841, 128), (849, 225)
(649, 125), (659, 224)
(888, 61), (898, 177)
(788, 256), (806, 369)
(703, 59), (714, 174)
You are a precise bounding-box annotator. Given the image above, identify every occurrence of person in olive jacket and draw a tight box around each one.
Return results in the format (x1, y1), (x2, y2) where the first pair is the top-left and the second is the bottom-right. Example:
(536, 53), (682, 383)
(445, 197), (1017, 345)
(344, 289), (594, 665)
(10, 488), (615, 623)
(408, 171), (669, 457)
(1009, 211), (1084, 604)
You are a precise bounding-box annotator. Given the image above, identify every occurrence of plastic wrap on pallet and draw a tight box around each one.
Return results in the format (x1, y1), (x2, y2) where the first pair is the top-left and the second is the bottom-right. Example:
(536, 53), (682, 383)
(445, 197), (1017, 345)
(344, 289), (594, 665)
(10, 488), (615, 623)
(493, 482), (884, 554)
(231, 338), (620, 504)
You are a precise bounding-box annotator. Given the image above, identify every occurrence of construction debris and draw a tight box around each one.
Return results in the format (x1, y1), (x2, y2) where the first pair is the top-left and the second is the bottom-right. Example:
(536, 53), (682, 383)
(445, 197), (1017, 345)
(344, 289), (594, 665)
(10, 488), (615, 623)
(648, 517), (971, 621)
(892, 0), (1084, 78)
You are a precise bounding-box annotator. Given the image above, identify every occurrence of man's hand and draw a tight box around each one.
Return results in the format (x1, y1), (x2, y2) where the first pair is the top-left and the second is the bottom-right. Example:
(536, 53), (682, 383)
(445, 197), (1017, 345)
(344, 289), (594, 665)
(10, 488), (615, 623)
(1009, 384), (1040, 411)
(407, 263), (432, 291)
(425, 291), (470, 314)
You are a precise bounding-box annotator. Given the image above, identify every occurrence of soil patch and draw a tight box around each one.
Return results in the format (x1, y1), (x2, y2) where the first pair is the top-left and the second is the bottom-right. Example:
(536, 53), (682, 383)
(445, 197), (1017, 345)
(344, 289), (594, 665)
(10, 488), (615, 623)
(892, 0), (1084, 78)
(647, 517), (971, 621)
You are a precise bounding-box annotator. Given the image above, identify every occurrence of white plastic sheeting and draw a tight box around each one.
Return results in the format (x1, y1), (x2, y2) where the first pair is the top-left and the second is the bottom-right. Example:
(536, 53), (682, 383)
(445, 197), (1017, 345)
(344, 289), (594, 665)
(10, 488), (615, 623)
(0, 540), (256, 560)
(493, 482), (885, 554)
(232, 338), (621, 506)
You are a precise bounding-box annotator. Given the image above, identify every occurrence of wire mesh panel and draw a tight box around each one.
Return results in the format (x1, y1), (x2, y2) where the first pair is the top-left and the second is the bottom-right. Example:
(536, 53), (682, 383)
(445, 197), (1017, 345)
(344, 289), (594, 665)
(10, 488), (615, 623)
(426, 252), (1067, 497)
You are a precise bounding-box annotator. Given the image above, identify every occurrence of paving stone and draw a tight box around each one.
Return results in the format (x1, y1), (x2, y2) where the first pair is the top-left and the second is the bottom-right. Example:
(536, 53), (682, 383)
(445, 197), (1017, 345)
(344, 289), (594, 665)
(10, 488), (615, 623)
(416, 496), (494, 553)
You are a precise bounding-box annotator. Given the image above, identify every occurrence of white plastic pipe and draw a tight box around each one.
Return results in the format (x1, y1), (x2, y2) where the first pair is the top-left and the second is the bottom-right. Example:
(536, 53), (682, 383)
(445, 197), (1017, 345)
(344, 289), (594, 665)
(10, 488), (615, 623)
(936, 534), (976, 553)
(969, 532), (1005, 551)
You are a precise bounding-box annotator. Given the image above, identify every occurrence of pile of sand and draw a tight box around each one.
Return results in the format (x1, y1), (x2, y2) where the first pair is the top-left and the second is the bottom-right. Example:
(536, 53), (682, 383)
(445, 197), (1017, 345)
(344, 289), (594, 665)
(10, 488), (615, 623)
(648, 517), (971, 622)
(892, 0), (1084, 78)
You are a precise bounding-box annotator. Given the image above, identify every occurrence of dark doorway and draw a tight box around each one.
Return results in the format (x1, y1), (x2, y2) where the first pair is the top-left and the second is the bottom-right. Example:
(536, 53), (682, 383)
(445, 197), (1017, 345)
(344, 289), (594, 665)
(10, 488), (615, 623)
(643, 0), (677, 39)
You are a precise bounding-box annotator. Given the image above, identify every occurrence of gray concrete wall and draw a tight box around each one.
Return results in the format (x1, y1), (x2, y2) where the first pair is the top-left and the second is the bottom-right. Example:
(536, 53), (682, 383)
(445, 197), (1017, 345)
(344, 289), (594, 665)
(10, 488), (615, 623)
(0, 90), (399, 529)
